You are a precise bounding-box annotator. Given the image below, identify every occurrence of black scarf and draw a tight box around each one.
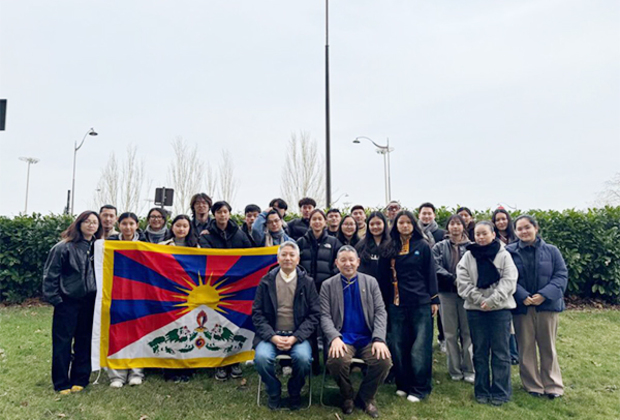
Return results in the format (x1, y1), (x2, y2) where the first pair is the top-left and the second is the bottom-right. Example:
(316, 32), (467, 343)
(467, 240), (501, 289)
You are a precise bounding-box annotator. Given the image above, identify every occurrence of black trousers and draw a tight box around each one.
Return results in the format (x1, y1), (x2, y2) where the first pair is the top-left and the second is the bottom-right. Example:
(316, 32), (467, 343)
(51, 295), (96, 391)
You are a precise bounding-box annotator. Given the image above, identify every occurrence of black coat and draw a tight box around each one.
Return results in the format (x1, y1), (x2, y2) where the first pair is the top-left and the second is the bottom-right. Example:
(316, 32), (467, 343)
(42, 239), (96, 306)
(296, 229), (342, 290)
(241, 223), (257, 247)
(287, 218), (310, 241)
(251, 266), (320, 347)
(356, 238), (389, 307)
(199, 219), (252, 249)
(379, 237), (439, 306)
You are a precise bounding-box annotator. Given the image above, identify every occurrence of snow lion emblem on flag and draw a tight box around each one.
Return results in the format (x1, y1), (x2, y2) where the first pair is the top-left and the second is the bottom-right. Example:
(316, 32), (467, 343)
(91, 240), (278, 370)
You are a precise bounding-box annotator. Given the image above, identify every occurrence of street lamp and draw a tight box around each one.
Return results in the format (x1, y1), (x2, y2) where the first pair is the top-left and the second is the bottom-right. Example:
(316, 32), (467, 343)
(18, 156), (39, 213)
(353, 136), (394, 203)
(70, 128), (98, 215)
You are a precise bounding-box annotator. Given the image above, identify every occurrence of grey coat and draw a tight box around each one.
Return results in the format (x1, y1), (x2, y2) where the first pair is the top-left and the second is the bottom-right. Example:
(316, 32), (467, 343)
(319, 272), (388, 346)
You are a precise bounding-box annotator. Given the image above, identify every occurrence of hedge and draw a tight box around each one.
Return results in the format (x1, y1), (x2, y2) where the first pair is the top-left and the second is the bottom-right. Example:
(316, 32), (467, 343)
(1, 207), (619, 303)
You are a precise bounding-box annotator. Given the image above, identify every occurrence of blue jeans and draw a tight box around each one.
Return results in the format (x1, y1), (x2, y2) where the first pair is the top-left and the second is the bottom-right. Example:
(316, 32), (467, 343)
(467, 309), (512, 402)
(389, 304), (433, 399)
(254, 340), (312, 398)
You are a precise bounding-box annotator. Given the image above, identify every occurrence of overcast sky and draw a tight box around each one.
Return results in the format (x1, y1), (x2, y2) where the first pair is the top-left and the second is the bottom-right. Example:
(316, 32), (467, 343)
(1, 0), (618, 216)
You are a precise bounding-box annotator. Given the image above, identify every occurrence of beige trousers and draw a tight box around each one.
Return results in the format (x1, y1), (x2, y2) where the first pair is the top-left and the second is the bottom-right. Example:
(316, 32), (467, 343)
(513, 307), (563, 395)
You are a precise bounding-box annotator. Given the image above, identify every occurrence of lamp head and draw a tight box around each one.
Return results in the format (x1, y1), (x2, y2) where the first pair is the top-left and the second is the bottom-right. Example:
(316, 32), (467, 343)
(88, 128), (98, 136)
(352, 138), (361, 144)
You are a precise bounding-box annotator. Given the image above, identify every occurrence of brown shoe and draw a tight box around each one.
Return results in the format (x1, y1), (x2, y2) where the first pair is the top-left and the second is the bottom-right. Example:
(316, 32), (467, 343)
(342, 399), (354, 415)
(364, 402), (380, 418)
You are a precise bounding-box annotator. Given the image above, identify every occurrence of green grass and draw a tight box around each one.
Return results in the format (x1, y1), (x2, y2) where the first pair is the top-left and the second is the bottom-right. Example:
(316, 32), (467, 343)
(0, 306), (618, 420)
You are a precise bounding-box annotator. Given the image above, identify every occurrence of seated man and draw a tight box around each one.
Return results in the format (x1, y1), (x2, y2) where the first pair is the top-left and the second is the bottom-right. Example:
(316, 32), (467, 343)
(252, 241), (320, 410)
(320, 245), (392, 418)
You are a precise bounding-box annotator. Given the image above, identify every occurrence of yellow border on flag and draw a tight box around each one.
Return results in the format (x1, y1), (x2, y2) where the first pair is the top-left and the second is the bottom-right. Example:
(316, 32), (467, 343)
(98, 240), (278, 368)
(106, 351), (254, 369)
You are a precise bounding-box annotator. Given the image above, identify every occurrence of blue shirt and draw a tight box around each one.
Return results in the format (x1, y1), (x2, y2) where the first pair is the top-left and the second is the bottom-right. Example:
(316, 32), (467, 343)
(340, 275), (372, 348)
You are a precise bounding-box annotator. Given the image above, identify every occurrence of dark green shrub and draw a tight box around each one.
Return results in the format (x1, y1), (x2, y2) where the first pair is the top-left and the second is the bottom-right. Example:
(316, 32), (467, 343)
(1, 208), (618, 303)
(0, 213), (73, 303)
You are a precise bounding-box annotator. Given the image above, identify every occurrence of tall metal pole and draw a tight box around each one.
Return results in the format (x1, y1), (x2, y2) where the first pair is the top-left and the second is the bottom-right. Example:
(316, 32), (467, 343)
(325, 0), (332, 208)
(386, 137), (392, 202)
(70, 128), (97, 215)
(19, 157), (39, 213)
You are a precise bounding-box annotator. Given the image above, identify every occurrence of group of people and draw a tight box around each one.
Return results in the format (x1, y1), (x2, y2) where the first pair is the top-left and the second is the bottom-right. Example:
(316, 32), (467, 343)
(42, 194), (568, 418)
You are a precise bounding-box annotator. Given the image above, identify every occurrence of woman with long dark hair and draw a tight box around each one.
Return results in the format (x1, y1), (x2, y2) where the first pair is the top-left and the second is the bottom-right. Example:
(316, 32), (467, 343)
(457, 207), (476, 241)
(456, 221), (518, 406)
(160, 215), (199, 247)
(356, 211), (390, 304)
(43, 211), (103, 394)
(492, 209), (517, 245)
(432, 215), (474, 383)
(379, 210), (438, 403)
(144, 207), (169, 244)
(337, 214), (360, 247)
(506, 215), (568, 400)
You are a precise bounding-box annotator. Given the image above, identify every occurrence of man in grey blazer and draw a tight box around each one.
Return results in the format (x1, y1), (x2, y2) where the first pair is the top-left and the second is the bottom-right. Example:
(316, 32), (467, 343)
(320, 245), (392, 418)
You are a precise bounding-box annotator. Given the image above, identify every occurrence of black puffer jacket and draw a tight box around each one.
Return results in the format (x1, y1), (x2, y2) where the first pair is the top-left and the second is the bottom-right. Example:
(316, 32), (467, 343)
(296, 229), (342, 290)
(199, 219), (252, 249)
(42, 239), (96, 306)
(287, 218), (310, 241)
(251, 266), (320, 347)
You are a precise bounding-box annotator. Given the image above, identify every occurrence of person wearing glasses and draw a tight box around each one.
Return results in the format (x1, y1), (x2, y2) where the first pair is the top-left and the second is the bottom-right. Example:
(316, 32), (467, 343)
(252, 209), (292, 247)
(143, 207), (168, 244)
(43, 211), (103, 395)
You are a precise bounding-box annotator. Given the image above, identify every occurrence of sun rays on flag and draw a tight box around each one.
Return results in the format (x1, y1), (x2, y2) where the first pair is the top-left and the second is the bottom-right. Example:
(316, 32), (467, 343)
(172, 272), (234, 315)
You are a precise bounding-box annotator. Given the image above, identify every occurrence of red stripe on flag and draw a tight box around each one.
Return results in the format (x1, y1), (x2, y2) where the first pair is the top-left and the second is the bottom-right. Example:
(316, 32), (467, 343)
(205, 255), (241, 285)
(118, 250), (195, 288)
(108, 309), (185, 356)
(111, 276), (187, 302)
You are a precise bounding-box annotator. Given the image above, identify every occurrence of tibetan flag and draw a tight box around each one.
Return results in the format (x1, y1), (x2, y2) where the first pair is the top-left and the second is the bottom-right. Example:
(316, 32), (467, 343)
(91, 240), (278, 370)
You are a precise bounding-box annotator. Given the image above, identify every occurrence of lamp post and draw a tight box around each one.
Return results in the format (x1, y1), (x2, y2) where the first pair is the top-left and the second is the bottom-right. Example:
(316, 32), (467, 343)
(325, 0), (332, 208)
(18, 157), (39, 213)
(70, 128), (98, 215)
(353, 136), (394, 203)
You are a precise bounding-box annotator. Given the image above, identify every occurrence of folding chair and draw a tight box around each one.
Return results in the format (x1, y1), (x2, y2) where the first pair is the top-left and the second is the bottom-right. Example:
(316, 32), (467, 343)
(320, 357), (366, 406)
(256, 354), (313, 408)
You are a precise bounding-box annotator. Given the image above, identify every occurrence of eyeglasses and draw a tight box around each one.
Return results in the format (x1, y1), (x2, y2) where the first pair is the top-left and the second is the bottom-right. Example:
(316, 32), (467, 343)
(267, 219), (282, 225)
(149, 216), (163, 220)
(387, 206), (400, 211)
(82, 220), (99, 226)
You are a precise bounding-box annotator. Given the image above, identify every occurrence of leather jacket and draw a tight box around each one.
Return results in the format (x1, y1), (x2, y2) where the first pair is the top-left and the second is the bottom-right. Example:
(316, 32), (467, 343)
(42, 239), (96, 306)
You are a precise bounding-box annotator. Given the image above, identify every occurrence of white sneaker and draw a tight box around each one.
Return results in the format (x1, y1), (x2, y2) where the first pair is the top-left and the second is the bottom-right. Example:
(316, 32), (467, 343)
(407, 395), (421, 403)
(128, 377), (143, 386)
(451, 375), (464, 381)
(395, 390), (407, 398)
(282, 366), (293, 377)
(464, 374), (475, 384)
(110, 380), (123, 389)
(439, 341), (447, 353)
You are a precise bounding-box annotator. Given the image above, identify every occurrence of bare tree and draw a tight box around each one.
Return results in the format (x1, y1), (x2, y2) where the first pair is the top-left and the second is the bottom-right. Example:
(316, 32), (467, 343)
(281, 131), (325, 211)
(92, 145), (151, 214)
(596, 172), (620, 206)
(217, 149), (237, 205)
(204, 163), (218, 199)
(93, 153), (119, 208)
(167, 137), (205, 214)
